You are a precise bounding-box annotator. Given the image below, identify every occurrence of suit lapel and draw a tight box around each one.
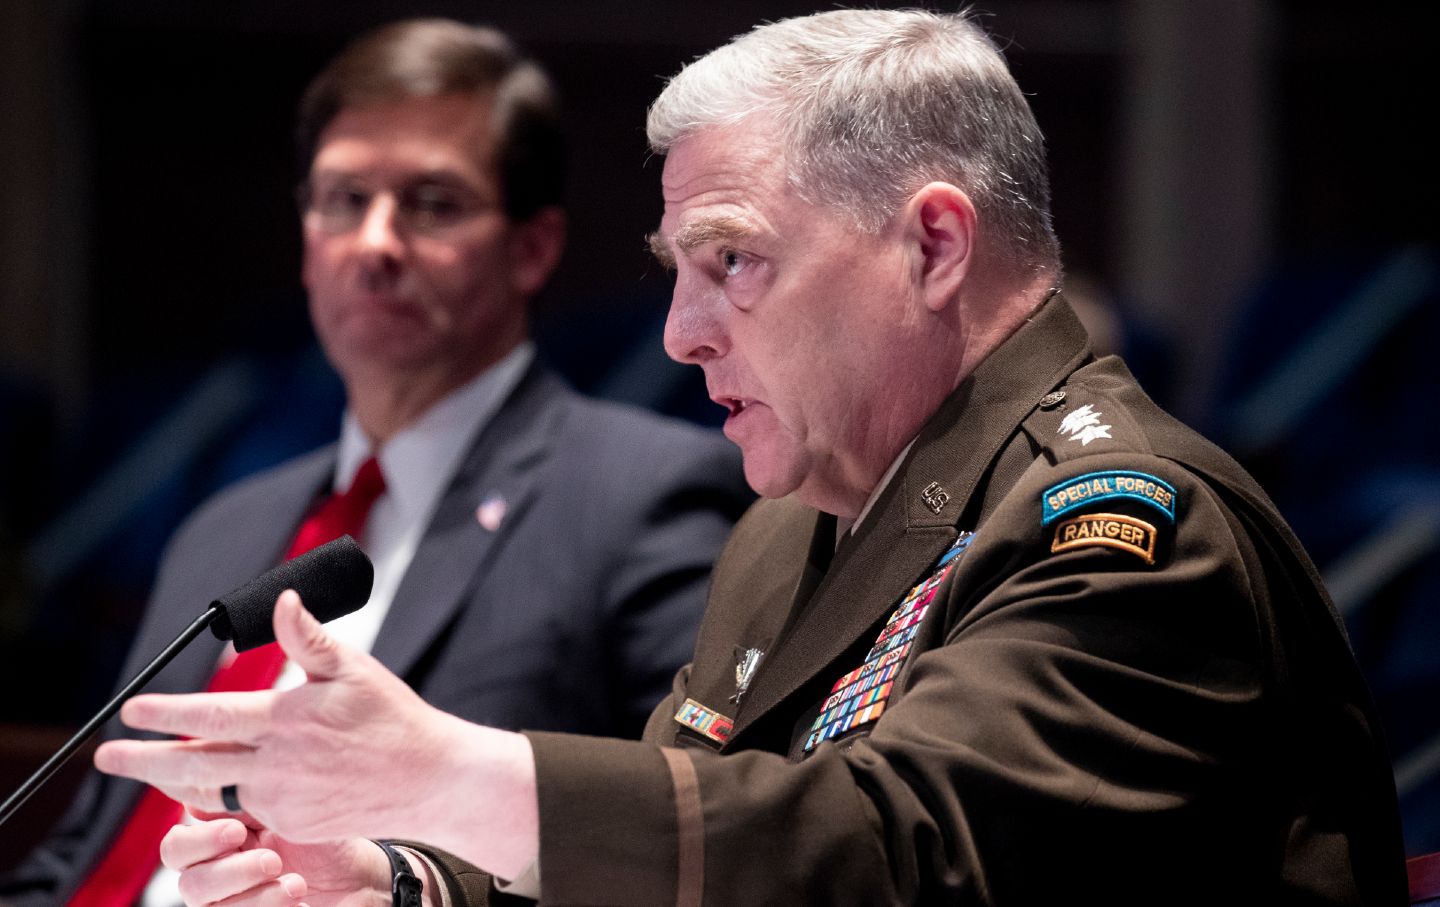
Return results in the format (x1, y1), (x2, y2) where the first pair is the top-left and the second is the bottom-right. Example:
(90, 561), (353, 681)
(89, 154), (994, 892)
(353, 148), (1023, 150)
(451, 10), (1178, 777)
(726, 295), (1093, 747)
(369, 364), (559, 680)
(123, 448), (335, 698)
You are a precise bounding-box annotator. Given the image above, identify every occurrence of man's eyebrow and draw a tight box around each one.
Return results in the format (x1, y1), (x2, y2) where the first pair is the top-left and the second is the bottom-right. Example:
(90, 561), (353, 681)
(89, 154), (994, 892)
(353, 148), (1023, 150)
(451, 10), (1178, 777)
(308, 166), (473, 189)
(647, 231), (675, 271)
(647, 215), (755, 271)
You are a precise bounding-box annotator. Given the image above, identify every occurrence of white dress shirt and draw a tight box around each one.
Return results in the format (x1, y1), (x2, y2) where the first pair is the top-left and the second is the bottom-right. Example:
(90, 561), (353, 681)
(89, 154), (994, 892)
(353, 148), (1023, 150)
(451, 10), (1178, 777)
(141, 342), (534, 907)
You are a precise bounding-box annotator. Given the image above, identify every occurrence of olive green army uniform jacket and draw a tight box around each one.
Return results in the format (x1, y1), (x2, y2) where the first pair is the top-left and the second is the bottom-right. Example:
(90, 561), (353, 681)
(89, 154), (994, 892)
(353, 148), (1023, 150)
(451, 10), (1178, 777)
(420, 296), (1405, 905)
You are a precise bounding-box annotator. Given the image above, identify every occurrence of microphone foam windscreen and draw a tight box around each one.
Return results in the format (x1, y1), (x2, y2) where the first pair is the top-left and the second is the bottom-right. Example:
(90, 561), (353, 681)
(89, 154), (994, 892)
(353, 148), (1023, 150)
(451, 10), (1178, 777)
(210, 535), (374, 652)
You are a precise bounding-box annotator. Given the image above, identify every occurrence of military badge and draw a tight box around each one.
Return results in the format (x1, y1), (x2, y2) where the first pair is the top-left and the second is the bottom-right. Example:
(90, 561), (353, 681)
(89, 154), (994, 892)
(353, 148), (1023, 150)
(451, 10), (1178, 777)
(731, 647), (764, 703)
(674, 698), (734, 745)
(803, 531), (975, 753)
(1057, 403), (1113, 446)
(1051, 512), (1158, 564)
(1041, 470), (1177, 526)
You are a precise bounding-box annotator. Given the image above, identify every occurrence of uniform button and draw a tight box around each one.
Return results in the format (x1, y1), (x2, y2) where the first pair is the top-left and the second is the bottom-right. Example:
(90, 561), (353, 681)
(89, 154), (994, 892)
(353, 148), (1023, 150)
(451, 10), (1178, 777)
(1039, 390), (1066, 409)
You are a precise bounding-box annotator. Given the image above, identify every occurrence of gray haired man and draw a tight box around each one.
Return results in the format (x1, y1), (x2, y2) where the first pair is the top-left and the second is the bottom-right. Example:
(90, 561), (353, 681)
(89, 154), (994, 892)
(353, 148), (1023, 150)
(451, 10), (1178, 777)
(96, 10), (1405, 905)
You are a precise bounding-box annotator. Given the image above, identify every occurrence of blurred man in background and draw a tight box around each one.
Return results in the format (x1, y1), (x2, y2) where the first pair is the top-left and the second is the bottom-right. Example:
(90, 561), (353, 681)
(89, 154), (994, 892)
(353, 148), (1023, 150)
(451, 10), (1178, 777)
(1, 18), (748, 905)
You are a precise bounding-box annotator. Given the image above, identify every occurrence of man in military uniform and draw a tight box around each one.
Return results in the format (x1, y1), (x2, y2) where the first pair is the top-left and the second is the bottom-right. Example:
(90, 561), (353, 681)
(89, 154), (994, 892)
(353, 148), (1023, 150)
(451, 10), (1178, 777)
(95, 9), (1406, 905)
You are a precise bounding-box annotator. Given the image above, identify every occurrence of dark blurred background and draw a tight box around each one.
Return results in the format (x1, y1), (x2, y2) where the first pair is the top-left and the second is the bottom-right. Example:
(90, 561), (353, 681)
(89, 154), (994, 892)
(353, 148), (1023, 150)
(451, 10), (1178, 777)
(1, 0), (1436, 860)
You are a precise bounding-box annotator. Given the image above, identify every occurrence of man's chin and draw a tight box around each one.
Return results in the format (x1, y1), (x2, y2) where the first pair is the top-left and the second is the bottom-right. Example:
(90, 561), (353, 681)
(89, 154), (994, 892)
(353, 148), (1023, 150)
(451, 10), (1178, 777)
(739, 452), (805, 501)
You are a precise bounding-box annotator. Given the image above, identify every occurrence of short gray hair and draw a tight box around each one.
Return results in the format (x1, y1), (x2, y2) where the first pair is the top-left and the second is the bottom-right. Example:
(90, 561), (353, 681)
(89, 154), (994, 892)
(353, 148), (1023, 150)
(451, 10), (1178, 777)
(647, 9), (1060, 277)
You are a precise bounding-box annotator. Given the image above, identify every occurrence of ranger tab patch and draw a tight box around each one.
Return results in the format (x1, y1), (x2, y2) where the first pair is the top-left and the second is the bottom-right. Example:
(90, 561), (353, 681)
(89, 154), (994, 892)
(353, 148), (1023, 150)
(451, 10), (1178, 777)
(674, 698), (734, 745)
(1051, 512), (1159, 564)
(1041, 470), (1177, 526)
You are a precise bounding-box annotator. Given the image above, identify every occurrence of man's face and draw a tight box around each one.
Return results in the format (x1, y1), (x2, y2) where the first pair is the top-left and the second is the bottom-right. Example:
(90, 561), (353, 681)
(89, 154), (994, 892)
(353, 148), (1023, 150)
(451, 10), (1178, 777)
(302, 93), (543, 387)
(656, 124), (937, 516)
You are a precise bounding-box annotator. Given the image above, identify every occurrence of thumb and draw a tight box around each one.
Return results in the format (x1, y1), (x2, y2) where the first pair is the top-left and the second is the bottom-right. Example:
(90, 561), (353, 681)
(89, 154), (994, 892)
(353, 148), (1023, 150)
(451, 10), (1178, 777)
(273, 589), (345, 681)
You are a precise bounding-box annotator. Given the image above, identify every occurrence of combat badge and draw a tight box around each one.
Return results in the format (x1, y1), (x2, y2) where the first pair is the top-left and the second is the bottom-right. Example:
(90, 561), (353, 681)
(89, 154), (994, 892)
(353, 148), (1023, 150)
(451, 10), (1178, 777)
(731, 646), (763, 703)
(1051, 512), (1159, 564)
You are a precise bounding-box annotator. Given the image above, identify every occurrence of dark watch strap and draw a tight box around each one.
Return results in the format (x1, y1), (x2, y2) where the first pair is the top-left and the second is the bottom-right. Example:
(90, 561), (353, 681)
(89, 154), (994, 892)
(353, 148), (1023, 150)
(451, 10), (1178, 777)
(374, 840), (424, 907)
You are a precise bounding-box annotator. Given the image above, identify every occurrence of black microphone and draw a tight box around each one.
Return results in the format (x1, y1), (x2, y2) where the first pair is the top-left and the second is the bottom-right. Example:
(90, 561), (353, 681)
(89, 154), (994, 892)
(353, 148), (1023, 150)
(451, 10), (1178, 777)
(0, 535), (374, 827)
(211, 535), (374, 651)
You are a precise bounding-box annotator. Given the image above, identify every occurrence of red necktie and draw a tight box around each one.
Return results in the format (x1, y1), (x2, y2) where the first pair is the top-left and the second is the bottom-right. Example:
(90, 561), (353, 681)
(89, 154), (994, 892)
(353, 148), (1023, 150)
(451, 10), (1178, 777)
(68, 456), (386, 907)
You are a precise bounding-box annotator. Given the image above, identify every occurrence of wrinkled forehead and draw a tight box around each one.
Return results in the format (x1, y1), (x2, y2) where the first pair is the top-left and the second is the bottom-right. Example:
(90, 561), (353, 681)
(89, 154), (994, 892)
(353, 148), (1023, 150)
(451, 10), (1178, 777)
(659, 125), (796, 243)
(660, 120), (788, 202)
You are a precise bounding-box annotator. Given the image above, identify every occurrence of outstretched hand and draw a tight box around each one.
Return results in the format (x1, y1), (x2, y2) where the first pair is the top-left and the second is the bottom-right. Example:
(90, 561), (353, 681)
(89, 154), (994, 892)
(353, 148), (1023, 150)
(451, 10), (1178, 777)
(94, 589), (540, 878)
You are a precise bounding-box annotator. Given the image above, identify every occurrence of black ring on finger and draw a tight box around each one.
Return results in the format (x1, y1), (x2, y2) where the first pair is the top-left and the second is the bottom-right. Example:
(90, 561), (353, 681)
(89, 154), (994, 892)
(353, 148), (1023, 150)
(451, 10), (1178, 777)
(221, 784), (242, 814)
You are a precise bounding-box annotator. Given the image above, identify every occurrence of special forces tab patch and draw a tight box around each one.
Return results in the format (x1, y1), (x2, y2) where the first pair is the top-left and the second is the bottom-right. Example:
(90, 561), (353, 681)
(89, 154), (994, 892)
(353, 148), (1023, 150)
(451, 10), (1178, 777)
(1051, 512), (1159, 564)
(1041, 470), (1178, 526)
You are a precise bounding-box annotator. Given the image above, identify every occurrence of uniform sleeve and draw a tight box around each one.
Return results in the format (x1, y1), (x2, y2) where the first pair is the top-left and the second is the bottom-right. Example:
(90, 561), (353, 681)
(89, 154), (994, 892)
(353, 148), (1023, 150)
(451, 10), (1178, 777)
(518, 456), (1274, 905)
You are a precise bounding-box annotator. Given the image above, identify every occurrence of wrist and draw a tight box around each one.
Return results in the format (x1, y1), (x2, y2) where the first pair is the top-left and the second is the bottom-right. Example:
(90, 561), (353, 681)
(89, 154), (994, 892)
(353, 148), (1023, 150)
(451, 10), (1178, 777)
(423, 717), (539, 879)
(373, 839), (424, 907)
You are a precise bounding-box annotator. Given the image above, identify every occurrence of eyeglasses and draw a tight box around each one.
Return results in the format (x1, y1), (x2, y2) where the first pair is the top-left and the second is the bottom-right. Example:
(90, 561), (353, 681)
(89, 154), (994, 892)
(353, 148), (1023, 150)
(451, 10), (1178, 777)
(300, 178), (498, 236)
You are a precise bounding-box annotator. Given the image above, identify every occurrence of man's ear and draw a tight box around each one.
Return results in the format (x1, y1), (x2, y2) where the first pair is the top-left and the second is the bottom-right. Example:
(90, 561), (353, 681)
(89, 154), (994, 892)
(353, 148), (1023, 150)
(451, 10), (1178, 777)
(903, 182), (976, 313)
(509, 206), (567, 297)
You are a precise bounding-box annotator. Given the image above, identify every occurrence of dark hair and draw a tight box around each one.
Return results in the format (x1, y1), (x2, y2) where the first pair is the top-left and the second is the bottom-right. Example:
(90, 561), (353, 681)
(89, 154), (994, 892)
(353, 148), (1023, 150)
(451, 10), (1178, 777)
(297, 18), (565, 221)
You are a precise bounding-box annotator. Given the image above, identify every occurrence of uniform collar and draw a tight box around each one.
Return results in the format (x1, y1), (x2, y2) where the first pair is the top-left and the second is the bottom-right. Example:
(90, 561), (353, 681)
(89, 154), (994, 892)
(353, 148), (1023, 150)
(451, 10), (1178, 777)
(889, 293), (1092, 534)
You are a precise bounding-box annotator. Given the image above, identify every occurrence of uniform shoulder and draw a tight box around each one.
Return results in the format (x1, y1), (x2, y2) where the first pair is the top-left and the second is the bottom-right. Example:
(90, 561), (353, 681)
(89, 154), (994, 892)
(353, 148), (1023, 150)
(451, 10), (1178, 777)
(988, 359), (1258, 568)
(1020, 358), (1168, 465)
(1018, 356), (1271, 517)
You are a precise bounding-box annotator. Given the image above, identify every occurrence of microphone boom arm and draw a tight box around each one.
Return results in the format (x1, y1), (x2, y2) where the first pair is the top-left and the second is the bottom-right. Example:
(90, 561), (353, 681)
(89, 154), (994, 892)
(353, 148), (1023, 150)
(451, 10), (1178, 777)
(0, 605), (222, 827)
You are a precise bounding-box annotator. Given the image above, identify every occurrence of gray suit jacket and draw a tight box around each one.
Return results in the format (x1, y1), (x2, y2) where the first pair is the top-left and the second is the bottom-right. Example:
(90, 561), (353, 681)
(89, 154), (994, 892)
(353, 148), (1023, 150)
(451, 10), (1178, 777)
(1, 361), (750, 902)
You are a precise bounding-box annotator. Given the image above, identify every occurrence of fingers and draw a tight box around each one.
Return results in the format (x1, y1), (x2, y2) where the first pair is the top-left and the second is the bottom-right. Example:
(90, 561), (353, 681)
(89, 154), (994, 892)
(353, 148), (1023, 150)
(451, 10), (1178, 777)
(177, 858), (305, 907)
(188, 805), (263, 827)
(273, 590), (346, 682)
(94, 738), (255, 800)
(119, 689), (275, 741)
(160, 819), (250, 871)
(180, 869), (309, 907)
(160, 820), (307, 907)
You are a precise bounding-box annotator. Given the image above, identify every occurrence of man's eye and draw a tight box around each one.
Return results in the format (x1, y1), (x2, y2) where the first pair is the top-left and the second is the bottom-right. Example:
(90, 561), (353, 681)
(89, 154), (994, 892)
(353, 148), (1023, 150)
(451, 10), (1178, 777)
(721, 249), (747, 277)
(318, 187), (370, 216)
(404, 187), (469, 226)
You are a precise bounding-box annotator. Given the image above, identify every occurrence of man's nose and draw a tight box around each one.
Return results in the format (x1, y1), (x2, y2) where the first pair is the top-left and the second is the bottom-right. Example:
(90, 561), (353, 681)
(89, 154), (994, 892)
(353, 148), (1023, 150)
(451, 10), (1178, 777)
(356, 194), (405, 259)
(663, 273), (727, 365)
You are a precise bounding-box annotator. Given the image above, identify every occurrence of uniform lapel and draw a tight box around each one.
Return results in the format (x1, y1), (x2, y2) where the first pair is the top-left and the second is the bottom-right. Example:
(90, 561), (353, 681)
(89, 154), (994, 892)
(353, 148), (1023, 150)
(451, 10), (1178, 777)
(368, 364), (558, 680)
(726, 295), (1093, 747)
(725, 462), (954, 744)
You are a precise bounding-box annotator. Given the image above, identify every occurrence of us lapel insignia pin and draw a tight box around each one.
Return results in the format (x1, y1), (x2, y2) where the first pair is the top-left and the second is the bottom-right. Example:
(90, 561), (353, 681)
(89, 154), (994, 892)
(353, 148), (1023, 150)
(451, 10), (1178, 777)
(476, 493), (507, 531)
(921, 482), (950, 514)
(731, 646), (764, 703)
